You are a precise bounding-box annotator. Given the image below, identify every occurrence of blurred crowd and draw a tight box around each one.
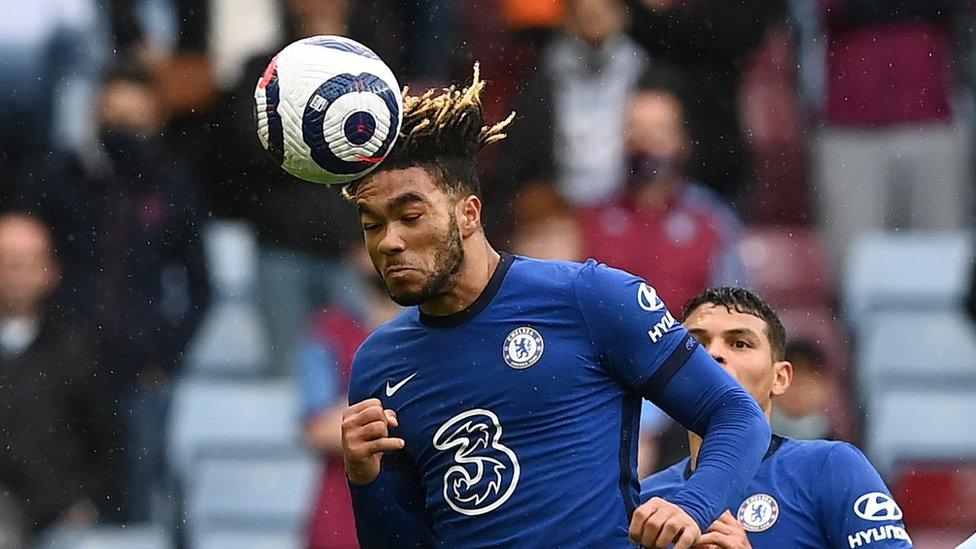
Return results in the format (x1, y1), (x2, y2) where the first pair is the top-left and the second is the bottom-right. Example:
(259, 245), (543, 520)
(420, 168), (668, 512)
(0, 0), (973, 547)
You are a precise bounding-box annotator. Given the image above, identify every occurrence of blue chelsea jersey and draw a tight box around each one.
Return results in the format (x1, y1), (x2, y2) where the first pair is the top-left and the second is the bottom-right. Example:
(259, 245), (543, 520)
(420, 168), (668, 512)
(348, 253), (770, 548)
(642, 436), (913, 549)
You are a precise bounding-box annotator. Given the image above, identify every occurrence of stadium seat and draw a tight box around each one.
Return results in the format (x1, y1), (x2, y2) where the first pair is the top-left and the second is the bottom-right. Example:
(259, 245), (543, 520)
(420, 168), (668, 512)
(191, 530), (303, 549)
(201, 219), (259, 301)
(842, 231), (972, 330)
(738, 226), (834, 308)
(856, 310), (976, 398)
(37, 524), (172, 549)
(166, 379), (303, 478)
(184, 300), (269, 378)
(865, 389), (976, 476)
(893, 461), (976, 531)
(185, 450), (318, 545)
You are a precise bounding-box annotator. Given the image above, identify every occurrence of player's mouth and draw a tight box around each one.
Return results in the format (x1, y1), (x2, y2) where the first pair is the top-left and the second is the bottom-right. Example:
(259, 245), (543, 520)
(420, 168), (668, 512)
(385, 265), (417, 278)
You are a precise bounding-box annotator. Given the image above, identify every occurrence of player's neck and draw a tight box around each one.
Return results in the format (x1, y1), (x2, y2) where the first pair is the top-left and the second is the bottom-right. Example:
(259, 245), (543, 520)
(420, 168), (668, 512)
(419, 240), (500, 317)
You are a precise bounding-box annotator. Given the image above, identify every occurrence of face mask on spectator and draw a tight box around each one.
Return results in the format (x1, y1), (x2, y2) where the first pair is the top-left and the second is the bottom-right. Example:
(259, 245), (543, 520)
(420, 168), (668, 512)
(99, 128), (161, 182)
(626, 152), (674, 185)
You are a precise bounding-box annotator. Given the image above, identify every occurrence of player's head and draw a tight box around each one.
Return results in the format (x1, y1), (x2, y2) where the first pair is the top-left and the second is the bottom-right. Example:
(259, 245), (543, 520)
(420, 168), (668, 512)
(683, 287), (791, 418)
(343, 66), (514, 306)
(0, 212), (59, 317)
(625, 70), (691, 188)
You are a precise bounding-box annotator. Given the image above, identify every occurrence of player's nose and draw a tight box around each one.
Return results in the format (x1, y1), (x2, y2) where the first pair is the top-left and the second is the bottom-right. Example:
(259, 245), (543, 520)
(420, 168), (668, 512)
(706, 343), (727, 365)
(377, 225), (406, 255)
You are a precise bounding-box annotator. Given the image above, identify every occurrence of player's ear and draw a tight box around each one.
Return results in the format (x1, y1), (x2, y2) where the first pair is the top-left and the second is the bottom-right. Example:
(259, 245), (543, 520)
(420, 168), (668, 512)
(457, 194), (482, 238)
(771, 360), (792, 397)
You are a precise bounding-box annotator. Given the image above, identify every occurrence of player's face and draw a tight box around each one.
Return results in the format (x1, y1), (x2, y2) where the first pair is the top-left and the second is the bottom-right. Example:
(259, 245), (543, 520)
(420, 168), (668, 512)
(355, 167), (465, 306)
(683, 304), (791, 416)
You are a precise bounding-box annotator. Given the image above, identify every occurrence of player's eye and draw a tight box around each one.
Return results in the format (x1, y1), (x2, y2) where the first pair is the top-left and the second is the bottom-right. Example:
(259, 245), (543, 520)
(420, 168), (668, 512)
(733, 340), (752, 349)
(362, 222), (381, 232)
(402, 213), (422, 223)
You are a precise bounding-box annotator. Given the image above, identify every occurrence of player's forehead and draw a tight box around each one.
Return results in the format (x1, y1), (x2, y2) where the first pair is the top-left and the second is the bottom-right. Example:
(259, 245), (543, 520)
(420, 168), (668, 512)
(684, 303), (770, 342)
(355, 166), (446, 213)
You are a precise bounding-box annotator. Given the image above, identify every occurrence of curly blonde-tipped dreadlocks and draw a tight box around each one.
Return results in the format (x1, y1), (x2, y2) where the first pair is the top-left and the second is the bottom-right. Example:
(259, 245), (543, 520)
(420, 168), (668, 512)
(342, 63), (514, 201)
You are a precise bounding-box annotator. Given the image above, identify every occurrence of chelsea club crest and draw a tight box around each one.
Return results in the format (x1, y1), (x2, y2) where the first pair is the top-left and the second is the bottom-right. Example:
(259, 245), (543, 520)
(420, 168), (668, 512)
(503, 327), (544, 369)
(737, 493), (780, 532)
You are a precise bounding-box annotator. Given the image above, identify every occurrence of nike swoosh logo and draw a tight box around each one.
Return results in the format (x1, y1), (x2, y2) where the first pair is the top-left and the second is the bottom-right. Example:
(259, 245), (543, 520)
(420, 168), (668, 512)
(385, 372), (418, 397)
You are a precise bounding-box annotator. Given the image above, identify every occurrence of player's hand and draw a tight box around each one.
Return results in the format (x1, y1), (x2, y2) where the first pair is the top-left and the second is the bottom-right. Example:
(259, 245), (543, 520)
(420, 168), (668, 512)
(630, 497), (702, 548)
(695, 511), (751, 549)
(341, 398), (404, 485)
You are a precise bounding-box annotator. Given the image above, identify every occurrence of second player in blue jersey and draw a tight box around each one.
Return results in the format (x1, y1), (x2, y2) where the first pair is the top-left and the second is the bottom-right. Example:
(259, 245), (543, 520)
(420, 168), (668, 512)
(338, 68), (770, 548)
(641, 287), (912, 549)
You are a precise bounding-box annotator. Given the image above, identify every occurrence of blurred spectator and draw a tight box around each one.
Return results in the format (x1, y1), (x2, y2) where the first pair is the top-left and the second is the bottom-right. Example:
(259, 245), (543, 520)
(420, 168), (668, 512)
(212, 0), (368, 375)
(811, 0), (970, 261)
(95, 63), (210, 522)
(502, 0), (650, 207)
(0, 0), (102, 171)
(8, 63), (211, 521)
(626, 0), (785, 201)
(297, 248), (401, 549)
(772, 339), (837, 440)
(576, 74), (747, 310)
(0, 213), (110, 534)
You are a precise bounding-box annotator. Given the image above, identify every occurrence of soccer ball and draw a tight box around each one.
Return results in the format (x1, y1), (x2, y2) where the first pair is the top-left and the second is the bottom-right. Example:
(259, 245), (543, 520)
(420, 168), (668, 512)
(254, 36), (403, 185)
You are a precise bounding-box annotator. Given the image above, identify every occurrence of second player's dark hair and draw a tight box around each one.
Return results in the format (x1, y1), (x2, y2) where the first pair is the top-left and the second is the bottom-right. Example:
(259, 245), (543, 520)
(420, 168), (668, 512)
(343, 64), (514, 201)
(683, 286), (787, 361)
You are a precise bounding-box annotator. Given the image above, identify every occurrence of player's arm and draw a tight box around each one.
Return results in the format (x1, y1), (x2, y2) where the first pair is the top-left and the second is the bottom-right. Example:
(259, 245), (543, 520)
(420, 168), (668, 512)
(818, 443), (913, 548)
(344, 362), (436, 548)
(646, 345), (769, 532)
(347, 447), (437, 548)
(575, 262), (769, 546)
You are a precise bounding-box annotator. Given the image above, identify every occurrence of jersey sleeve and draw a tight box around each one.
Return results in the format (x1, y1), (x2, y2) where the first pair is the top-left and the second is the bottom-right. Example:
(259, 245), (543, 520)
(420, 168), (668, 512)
(574, 260), (770, 530)
(573, 260), (699, 392)
(349, 451), (437, 548)
(818, 443), (913, 549)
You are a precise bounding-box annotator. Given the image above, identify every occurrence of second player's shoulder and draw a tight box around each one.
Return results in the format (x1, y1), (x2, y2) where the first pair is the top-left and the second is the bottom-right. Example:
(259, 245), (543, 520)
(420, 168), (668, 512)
(781, 438), (872, 469)
(778, 438), (887, 495)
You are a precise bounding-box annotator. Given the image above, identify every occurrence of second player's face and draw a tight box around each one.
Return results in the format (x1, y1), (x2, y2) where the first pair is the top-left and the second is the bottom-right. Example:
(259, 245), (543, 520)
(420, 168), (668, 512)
(355, 167), (465, 306)
(683, 304), (790, 415)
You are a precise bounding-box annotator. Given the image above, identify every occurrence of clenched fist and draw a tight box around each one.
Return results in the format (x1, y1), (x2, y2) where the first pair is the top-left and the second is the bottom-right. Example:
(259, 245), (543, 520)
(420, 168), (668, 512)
(341, 398), (404, 485)
(629, 497), (702, 548)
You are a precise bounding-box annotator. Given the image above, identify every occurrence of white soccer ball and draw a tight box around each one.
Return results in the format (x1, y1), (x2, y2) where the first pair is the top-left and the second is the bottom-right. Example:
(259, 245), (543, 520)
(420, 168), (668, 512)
(254, 35), (403, 185)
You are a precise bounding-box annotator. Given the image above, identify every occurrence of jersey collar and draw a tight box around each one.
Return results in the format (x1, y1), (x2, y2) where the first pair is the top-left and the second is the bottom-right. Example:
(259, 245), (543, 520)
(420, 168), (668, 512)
(419, 252), (515, 329)
(683, 434), (786, 480)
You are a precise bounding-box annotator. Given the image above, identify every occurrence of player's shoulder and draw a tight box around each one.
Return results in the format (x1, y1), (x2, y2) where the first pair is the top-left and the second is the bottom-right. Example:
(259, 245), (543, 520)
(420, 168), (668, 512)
(354, 310), (417, 357)
(639, 458), (690, 502)
(508, 254), (589, 288)
(348, 310), (420, 401)
(778, 438), (879, 477)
